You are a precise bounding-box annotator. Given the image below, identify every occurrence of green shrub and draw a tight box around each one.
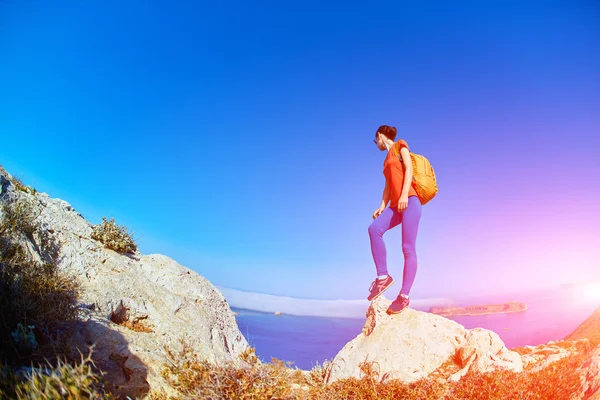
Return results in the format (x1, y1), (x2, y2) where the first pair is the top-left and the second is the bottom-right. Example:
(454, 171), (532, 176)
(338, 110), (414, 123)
(91, 217), (137, 254)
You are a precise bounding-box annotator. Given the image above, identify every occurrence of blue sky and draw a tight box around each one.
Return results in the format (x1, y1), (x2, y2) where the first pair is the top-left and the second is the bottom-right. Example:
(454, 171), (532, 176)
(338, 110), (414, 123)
(1, 0), (599, 301)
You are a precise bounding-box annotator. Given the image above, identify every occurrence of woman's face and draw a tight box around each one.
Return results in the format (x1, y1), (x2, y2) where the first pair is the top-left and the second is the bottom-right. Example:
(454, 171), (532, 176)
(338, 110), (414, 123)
(374, 132), (384, 151)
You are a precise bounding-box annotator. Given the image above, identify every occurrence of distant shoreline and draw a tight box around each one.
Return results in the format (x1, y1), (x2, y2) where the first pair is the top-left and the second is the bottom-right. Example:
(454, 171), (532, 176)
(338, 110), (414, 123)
(429, 301), (528, 317)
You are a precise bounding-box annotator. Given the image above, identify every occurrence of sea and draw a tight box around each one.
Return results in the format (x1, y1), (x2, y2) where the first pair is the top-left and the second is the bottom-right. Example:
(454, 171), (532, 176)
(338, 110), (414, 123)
(231, 285), (600, 370)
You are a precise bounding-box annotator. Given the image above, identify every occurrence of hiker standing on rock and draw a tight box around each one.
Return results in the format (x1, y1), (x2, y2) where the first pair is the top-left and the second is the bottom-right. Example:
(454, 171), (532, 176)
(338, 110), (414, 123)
(367, 125), (425, 315)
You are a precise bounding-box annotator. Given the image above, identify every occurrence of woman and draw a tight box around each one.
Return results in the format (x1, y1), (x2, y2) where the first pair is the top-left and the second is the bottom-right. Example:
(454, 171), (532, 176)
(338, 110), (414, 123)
(367, 125), (422, 314)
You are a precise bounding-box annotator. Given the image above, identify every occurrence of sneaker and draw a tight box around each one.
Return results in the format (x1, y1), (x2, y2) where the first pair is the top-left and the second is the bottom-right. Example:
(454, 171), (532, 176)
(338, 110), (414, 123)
(386, 293), (410, 314)
(367, 275), (394, 301)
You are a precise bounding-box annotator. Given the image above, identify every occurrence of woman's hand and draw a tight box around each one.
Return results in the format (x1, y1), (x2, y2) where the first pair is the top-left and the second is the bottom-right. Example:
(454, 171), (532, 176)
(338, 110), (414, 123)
(397, 194), (409, 212)
(372, 206), (385, 220)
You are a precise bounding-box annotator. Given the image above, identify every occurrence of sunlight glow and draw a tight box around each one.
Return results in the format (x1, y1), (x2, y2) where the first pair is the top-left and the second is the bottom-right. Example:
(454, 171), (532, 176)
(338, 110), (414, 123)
(582, 283), (600, 301)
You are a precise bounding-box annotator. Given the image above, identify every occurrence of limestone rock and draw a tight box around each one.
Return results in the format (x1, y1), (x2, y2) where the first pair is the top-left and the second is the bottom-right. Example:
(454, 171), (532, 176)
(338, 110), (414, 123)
(573, 345), (600, 400)
(448, 327), (523, 381)
(0, 168), (249, 398)
(325, 296), (523, 384)
(520, 340), (584, 373)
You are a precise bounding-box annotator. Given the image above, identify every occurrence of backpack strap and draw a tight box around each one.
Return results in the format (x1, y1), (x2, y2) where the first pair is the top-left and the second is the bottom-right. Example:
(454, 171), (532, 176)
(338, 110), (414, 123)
(396, 142), (418, 183)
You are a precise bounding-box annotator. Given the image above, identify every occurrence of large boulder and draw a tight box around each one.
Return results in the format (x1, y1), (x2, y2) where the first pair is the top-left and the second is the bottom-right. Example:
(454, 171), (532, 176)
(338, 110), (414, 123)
(0, 167), (249, 398)
(325, 296), (523, 384)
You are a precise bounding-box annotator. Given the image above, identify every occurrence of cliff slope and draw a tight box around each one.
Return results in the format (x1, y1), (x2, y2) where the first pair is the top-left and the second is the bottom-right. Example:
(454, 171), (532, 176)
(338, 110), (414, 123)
(0, 167), (248, 398)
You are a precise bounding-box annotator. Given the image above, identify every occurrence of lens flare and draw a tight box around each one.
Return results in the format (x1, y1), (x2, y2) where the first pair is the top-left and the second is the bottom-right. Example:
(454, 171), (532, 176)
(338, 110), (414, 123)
(582, 282), (600, 301)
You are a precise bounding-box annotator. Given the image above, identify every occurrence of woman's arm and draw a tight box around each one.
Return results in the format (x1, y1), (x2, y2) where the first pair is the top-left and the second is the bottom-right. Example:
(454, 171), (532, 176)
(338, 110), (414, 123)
(380, 180), (390, 209)
(397, 146), (413, 211)
(400, 147), (413, 197)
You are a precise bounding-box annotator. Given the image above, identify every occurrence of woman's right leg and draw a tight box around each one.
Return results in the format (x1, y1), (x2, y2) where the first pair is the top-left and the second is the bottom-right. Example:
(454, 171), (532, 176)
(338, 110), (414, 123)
(399, 196), (422, 296)
(368, 207), (401, 277)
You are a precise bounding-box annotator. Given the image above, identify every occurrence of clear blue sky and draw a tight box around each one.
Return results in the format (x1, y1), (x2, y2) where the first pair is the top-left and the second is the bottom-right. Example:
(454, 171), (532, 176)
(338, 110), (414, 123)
(1, 0), (599, 301)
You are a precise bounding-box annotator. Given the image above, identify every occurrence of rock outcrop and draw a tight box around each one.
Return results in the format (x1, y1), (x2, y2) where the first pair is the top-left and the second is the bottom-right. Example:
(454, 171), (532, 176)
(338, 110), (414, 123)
(520, 340), (583, 373)
(566, 306), (600, 400)
(326, 296), (600, 399)
(574, 345), (600, 400)
(325, 296), (523, 384)
(0, 167), (248, 398)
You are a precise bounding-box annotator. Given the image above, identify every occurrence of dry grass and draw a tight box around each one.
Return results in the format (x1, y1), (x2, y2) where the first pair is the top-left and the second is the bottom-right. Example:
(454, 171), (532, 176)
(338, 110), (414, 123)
(109, 303), (154, 333)
(121, 318), (155, 333)
(0, 196), (80, 365)
(152, 338), (598, 400)
(448, 350), (588, 399)
(91, 217), (138, 254)
(313, 361), (448, 400)
(3, 173), (36, 196)
(0, 256), (81, 359)
(160, 344), (305, 400)
(0, 351), (111, 399)
(0, 196), (40, 238)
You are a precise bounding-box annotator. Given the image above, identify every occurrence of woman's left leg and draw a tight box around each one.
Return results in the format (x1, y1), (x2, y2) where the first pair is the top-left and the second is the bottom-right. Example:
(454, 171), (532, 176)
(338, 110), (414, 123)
(400, 196), (422, 296)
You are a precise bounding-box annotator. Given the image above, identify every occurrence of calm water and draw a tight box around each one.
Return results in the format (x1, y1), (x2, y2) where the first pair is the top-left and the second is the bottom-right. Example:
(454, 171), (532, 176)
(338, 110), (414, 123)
(233, 288), (600, 370)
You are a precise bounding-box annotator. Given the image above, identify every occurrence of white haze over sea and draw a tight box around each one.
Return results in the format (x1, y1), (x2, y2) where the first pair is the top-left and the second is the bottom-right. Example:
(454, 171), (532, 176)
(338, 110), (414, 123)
(216, 286), (455, 318)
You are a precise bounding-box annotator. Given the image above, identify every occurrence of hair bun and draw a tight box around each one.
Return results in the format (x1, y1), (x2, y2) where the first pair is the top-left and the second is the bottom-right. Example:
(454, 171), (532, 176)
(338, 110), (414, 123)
(376, 125), (397, 141)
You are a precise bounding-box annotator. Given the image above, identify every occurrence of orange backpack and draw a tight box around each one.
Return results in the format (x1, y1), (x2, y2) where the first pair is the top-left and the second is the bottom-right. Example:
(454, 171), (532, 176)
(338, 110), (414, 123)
(396, 143), (438, 205)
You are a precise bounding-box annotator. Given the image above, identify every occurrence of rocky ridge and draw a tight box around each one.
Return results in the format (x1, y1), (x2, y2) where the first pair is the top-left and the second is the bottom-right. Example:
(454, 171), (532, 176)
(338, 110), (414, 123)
(0, 167), (249, 398)
(326, 296), (523, 384)
(324, 296), (600, 399)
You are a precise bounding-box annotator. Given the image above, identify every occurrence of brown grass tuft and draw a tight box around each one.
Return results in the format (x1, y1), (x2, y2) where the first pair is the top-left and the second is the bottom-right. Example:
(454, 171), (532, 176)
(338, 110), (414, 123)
(4, 174), (36, 196)
(91, 217), (137, 254)
(109, 303), (154, 333)
(161, 343), (305, 399)
(0, 197), (40, 238)
(0, 351), (111, 399)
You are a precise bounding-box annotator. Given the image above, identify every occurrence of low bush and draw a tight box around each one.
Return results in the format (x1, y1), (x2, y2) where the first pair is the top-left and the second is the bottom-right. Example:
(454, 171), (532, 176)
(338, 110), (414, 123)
(91, 217), (137, 254)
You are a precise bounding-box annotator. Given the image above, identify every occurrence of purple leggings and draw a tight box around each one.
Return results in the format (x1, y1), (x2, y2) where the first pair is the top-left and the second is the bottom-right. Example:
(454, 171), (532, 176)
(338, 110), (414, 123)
(368, 196), (422, 296)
